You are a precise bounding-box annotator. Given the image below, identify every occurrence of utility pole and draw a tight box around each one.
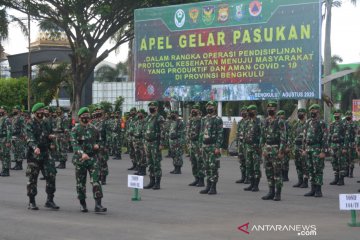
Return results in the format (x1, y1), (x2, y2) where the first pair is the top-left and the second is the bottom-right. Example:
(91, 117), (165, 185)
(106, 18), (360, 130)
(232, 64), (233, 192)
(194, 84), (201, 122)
(27, 7), (31, 111)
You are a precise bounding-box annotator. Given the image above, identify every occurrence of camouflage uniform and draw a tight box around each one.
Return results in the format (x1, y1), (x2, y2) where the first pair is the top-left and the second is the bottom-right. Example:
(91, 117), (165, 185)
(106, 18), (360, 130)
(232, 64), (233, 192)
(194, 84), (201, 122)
(291, 108), (308, 188)
(143, 102), (164, 190)
(261, 102), (286, 201)
(343, 111), (357, 178)
(169, 111), (185, 174)
(10, 106), (25, 170)
(0, 107), (12, 176)
(53, 110), (68, 169)
(133, 110), (147, 176)
(199, 101), (223, 195)
(243, 105), (262, 192)
(236, 107), (248, 184)
(127, 109), (137, 170)
(163, 116), (172, 157)
(187, 104), (204, 186)
(303, 104), (328, 197)
(328, 111), (347, 185)
(71, 107), (106, 212)
(113, 113), (123, 159)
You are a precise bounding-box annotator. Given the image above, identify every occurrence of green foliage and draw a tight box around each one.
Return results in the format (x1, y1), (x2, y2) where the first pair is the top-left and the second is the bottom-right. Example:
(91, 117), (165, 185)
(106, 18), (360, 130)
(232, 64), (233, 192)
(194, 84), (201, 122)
(114, 96), (124, 112)
(0, 77), (28, 109)
(99, 101), (113, 113)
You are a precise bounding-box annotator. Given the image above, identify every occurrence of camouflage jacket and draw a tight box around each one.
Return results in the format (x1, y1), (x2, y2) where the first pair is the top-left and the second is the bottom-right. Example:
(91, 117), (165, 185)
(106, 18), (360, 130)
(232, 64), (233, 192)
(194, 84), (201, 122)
(236, 117), (248, 145)
(11, 114), (25, 137)
(92, 118), (109, 146)
(303, 118), (328, 152)
(143, 113), (165, 145)
(201, 114), (223, 149)
(169, 118), (185, 144)
(328, 120), (346, 147)
(344, 120), (357, 148)
(0, 116), (12, 142)
(133, 117), (146, 140)
(261, 116), (286, 151)
(25, 117), (53, 153)
(244, 117), (261, 146)
(290, 119), (307, 146)
(187, 116), (202, 142)
(70, 123), (99, 159)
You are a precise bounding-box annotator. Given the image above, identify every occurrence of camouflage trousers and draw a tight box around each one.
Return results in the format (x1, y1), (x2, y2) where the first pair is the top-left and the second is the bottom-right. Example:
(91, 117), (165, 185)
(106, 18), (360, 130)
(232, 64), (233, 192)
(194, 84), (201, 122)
(294, 146), (308, 179)
(74, 157), (103, 200)
(0, 140), (11, 170)
(12, 137), (25, 163)
(202, 144), (220, 183)
(26, 152), (57, 197)
(129, 138), (136, 163)
(115, 134), (123, 156)
(305, 146), (325, 186)
(98, 148), (109, 179)
(330, 144), (347, 177)
(189, 140), (204, 178)
(282, 152), (290, 171)
(345, 146), (356, 169)
(169, 139), (183, 167)
(51, 135), (67, 163)
(237, 142), (246, 174)
(245, 144), (261, 180)
(134, 139), (147, 168)
(263, 145), (283, 188)
(145, 141), (162, 178)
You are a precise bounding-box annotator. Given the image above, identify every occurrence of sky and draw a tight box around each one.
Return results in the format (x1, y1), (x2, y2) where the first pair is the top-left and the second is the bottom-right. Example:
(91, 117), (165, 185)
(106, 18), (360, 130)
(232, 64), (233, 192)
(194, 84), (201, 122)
(2, 1), (360, 65)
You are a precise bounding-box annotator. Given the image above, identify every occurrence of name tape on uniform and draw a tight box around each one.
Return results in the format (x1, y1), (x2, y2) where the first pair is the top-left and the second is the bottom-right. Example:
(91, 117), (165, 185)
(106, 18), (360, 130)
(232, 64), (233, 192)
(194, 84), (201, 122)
(339, 194), (360, 210)
(128, 175), (144, 189)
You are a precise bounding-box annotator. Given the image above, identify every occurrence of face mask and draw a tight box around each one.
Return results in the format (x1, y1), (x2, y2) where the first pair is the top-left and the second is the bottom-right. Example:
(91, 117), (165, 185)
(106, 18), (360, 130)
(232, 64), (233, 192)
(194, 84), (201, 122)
(80, 117), (89, 124)
(207, 108), (214, 114)
(44, 113), (50, 118)
(248, 112), (255, 118)
(310, 112), (317, 118)
(191, 111), (198, 117)
(36, 113), (44, 119)
(334, 116), (340, 121)
(149, 108), (156, 114)
(268, 110), (275, 116)
(241, 112), (247, 118)
(298, 114), (304, 120)
(13, 111), (18, 115)
(346, 116), (352, 121)
(137, 114), (143, 119)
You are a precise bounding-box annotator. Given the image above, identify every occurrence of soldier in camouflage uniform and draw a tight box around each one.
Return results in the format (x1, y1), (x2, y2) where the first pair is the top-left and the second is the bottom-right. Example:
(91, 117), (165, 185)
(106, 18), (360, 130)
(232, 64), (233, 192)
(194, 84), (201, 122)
(11, 105), (25, 171)
(133, 109), (147, 176)
(113, 111), (123, 160)
(291, 108), (308, 188)
(343, 111), (357, 178)
(163, 114), (172, 158)
(328, 110), (347, 186)
(169, 110), (185, 174)
(25, 103), (59, 210)
(261, 102), (287, 201)
(53, 107), (67, 169)
(143, 102), (165, 190)
(243, 105), (262, 192)
(303, 104), (328, 197)
(127, 108), (138, 170)
(71, 107), (107, 212)
(187, 104), (205, 187)
(0, 106), (12, 177)
(235, 106), (248, 184)
(277, 110), (291, 182)
(106, 112), (115, 157)
(199, 101), (223, 195)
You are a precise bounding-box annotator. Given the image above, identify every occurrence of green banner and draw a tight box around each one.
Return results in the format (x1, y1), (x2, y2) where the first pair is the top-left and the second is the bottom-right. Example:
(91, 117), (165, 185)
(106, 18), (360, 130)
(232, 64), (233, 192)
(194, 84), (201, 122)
(135, 0), (321, 101)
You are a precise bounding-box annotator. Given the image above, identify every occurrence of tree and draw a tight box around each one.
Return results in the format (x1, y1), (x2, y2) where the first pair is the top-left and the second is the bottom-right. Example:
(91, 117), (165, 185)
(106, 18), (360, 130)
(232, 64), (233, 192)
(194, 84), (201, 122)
(114, 96), (124, 113)
(95, 61), (128, 82)
(0, 77), (28, 108)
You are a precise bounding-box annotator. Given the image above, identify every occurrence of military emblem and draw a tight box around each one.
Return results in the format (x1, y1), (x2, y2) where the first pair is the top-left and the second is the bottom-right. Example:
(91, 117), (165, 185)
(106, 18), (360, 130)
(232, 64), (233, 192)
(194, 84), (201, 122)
(249, 0), (262, 17)
(202, 6), (215, 26)
(235, 4), (244, 21)
(217, 4), (229, 23)
(174, 9), (185, 28)
(189, 8), (199, 23)
(147, 84), (155, 95)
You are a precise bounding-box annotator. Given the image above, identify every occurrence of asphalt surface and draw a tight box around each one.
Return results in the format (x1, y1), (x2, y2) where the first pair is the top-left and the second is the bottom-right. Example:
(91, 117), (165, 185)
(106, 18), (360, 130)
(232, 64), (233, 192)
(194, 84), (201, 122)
(0, 153), (360, 240)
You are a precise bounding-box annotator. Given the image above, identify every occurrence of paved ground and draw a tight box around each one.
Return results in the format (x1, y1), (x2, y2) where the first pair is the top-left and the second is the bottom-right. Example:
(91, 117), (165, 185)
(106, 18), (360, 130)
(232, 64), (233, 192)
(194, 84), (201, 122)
(0, 153), (360, 240)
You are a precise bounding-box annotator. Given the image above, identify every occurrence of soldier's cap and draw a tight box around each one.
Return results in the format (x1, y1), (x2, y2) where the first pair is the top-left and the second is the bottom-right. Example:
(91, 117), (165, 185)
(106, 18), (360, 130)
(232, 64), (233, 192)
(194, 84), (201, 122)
(171, 110), (179, 115)
(267, 101), (277, 108)
(138, 109), (146, 115)
(247, 105), (257, 111)
(192, 104), (200, 110)
(78, 107), (90, 117)
(148, 101), (158, 107)
(13, 105), (21, 110)
(345, 111), (352, 116)
(298, 108), (306, 113)
(31, 103), (45, 113)
(309, 104), (320, 111)
(276, 110), (285, 116)
(206, 100), (217, 107)
(130, 107), (137, 112)
(333, 109), (342, 115)
(241, 106), (248, 111)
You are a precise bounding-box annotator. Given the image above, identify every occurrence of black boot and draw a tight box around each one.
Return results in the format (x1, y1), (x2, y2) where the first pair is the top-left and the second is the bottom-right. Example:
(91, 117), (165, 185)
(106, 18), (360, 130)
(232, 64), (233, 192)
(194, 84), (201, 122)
(235, 171), (246, 183)
(273, 187), (282, 201)
(127, 163), (136, 171)
(144, 177), (155, 189)
(174, 166), (182, 174)
(282, 170), (289, 182)
(152, 177), (161, 190)
(300, 178), (308, 188)
(314, 185), (322, 197)
(293, 177), (303, 188)
(196, 177), (205, 187)
(349, 167), (354, 178)
(189, 177), (199, 186)
(45, 195), (60, 210)
(337, 176), (345, 186)
(94, 198), (107, 212)
(208, 182), (217, 195)
(139, 167), (147, 176)
(244, 178), (254, 191)
(329, 175), (339, 185)
(101, 175), (107, 185)
(304, 184), (316, 196)
(11, 162), (23, 170)
(28, 196), (39, 210)
(200, 179), (211, 194)
(80, 199), (88, 212)
(262, 186), (275, 200)
(252, 178), (260, 192)
(243, 177), (250, 184)
(0, 168), (9, 177)
(345, 167), (349, 177)
(56, 162), (66, 169)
